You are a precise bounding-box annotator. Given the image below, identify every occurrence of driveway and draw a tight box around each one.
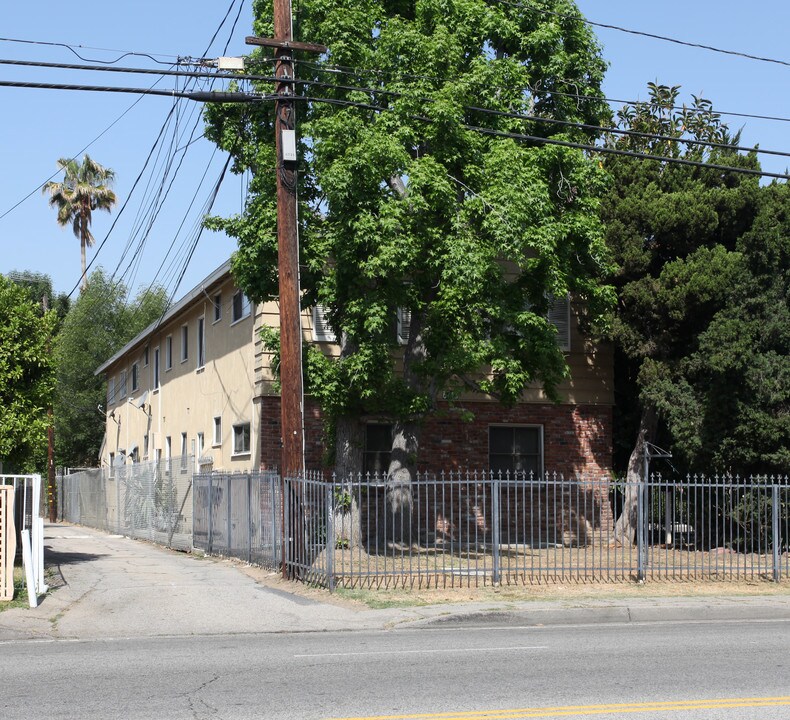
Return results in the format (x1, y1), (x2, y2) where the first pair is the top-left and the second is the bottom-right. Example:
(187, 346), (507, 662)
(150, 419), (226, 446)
(0, 523), (383, 642)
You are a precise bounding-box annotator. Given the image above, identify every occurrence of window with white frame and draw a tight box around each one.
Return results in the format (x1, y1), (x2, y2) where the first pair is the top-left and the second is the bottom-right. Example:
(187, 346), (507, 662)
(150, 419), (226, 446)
(131, 362), (139, 392)
(165, 335), (173, 370)
(213, 293), (222, 322)
(488, 425), (543, 478)
(120, 369), (128, 398)
(311, 304), (336, 342)
(197, 432), (204, 460)
(197, 316), (206, 368)
(231, 290), (251, 323)
(180, 432), (188, 470)
(232, 422), (251, 455)
(143, 346), (149, 367)
(165, 436), (172, 473)
(153, 347), (160, 388)
(213, 416), (222, 446)
(180, 325), (189, 362)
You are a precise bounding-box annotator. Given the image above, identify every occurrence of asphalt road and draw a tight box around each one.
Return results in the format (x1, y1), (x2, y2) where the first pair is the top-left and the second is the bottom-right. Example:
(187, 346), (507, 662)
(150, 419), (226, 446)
(2, 618), (788, 720)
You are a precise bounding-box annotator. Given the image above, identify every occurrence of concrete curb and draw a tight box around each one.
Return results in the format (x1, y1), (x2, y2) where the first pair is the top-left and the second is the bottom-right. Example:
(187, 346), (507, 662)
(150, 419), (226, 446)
(396, 599), (790, 629)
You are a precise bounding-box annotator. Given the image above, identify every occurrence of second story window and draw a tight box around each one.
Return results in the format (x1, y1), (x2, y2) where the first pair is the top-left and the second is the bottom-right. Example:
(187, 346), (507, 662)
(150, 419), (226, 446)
(232, 290), (250, 323)
(165, 335), (173, 370)
(213, 416), (222, 446)
(181, 325), (189, 362)
(107, 376), (116, 405)
(131, 362), (139, 392)
(197, 317), (206, 368)
(213, 293), (222, 322)
(120, 369), (128, 398)
(154, 347), (160, 388)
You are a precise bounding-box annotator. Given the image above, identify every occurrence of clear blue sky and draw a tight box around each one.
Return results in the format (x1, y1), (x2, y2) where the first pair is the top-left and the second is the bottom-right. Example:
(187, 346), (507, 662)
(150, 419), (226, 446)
(1, 0), (788, 300)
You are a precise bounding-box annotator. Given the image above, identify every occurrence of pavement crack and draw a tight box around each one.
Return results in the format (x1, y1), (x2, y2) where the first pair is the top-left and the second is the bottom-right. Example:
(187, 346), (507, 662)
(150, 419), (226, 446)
(183, 674), (223, 719)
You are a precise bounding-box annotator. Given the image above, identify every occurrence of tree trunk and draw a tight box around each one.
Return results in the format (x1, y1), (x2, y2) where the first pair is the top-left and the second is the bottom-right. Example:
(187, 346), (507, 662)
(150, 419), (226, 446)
(613, 403), (658, 545)
(334, 415), (364, 481)
(80, 236), (88, 292)
(333, 332), (363, 480)
(332, 334), (364, 548)
(386, 419), (420, 544)
(384, 304), (430, 544)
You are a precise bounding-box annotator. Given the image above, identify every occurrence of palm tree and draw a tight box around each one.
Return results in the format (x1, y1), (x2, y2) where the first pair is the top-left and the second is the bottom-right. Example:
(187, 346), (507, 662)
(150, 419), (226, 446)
(43, 155), (117, 292)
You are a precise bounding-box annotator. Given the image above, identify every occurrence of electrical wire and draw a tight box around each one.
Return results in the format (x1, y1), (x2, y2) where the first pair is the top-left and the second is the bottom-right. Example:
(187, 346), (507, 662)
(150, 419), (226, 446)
(0, 75), (172, 223)
(292, 58), (790, 125)
(3, 76), (785, 179)
(492, 0), (790, 68)
(297, 94), (790, 179)
(7, 55), (790, 132)
(4, 60), (787, 160)
(0, 36), (176, 65)
(64, 104), (180, 298)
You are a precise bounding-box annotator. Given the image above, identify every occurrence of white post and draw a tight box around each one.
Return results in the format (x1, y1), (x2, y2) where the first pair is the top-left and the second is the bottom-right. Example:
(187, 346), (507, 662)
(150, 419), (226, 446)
(35, 517), (47, 593)
(21, 529), (38, 608)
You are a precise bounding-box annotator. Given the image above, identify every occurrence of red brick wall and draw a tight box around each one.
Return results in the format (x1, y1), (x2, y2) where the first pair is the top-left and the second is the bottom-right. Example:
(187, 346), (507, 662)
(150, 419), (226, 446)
(260, 396), (325, 470)
(259, 397), (612, 478)
(420, 402), (611, 479)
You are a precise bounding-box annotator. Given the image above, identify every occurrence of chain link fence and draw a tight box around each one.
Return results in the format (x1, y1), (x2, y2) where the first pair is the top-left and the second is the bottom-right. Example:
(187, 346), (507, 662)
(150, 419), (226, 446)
(58, 457), (194, 551)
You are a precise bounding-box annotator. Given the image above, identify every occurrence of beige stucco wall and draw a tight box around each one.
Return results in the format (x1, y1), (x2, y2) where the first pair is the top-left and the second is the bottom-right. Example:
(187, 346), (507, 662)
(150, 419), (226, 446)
(253, 299), (613, 406)
(102, 273), (258, 473)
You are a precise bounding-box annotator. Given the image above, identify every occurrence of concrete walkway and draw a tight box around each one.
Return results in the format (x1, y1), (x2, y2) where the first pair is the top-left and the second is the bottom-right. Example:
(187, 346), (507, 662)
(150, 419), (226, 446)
(2, 523), (789, 642)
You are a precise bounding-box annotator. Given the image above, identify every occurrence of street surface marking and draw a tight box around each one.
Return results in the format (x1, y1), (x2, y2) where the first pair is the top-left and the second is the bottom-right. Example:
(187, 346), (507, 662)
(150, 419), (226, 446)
(328, 696), (790, 720)
(296, 646), (547, 658)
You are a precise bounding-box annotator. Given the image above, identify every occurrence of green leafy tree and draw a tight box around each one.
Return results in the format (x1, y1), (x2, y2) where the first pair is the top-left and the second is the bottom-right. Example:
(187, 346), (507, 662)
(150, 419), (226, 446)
(0, 275), (56, 473)
(206, 0), (615, 507)
(54, 269), (168, 468)
(6, 270), (71, 326)
(601, 84), (763, 542)
(42, 154), (117, 293)
(651, 182), (790, 473)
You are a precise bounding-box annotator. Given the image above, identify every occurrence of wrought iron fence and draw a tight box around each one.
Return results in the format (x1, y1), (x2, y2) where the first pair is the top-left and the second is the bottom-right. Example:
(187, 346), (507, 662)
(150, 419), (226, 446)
(279, 471), (790, 589)
(58, 457), (194, 551)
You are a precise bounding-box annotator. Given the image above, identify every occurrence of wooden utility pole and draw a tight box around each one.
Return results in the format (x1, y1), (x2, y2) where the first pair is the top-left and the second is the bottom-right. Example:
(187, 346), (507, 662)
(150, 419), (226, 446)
(246, 3), (326, 578)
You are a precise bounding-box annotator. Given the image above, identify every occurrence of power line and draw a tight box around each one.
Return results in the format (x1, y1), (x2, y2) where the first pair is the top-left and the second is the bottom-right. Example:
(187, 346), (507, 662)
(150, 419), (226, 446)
(65, 104), (180, 298)
(5, 58), (788, 159)
(0, 57), (267, 80)
(3, 76), (786, 180)
(0, 78), (271, 102)
(291, 58), (790, 125)
(299, 95), (789, 180)
(8, 54), (790, 129)
(462, 105), (790, 160)
(0, 36), (175, 65)
(0, 76), (164, 223)
(492, 0), (790, 68)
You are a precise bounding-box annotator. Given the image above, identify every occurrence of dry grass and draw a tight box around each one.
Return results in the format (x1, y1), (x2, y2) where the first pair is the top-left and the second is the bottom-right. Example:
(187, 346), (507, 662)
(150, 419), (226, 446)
(232, 542), (790, 610)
